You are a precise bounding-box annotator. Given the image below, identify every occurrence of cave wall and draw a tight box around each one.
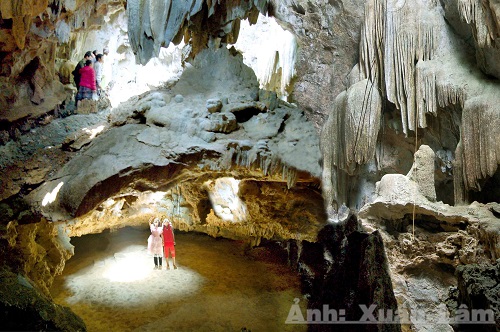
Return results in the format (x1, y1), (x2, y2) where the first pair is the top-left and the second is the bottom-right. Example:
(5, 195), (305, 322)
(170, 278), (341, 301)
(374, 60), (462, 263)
(0, 0), (499, 331)
(320, 0), (500, 216)
(0, 0), (123, 122)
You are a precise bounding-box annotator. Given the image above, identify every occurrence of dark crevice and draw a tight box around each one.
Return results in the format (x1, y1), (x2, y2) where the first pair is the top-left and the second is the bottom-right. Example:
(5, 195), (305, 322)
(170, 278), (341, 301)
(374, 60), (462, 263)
(291, 3), (306, 15)
(489, 207), (500, 219)
(131, 112), (147, 124)
(0, 103), (74, 145)
(0, 18), (13, 29)
(19, 57), (40, 82)
(277, 114), (290, 133)
(382, 214), (468, 234)
(233, 107), (263, 123)
(196, 197), (211, 225)
(468, 169), (500, 204)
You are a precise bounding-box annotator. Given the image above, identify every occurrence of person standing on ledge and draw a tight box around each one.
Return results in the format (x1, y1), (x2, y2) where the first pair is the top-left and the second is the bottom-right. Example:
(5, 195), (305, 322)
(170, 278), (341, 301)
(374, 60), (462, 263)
(72, 51), (93, 94)
(75, 59), (96, 106)
(148, 217), (163, 270)
(162, 219), (177, 270)
(94, 54), (104, 96)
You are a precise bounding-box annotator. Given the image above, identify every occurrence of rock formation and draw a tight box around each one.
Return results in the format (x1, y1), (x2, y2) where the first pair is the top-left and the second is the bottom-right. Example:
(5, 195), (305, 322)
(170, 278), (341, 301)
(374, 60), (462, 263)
(453, 259), (500, 331)
(25, 47), (324, 246)
(0, 268), (86, 331)
(0, 0), (499, 331)
(359, 144), (499, 330)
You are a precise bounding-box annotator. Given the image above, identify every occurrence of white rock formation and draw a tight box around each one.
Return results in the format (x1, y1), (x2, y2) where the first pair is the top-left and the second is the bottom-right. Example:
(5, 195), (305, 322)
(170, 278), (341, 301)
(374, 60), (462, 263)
(27, 46), (323, 243)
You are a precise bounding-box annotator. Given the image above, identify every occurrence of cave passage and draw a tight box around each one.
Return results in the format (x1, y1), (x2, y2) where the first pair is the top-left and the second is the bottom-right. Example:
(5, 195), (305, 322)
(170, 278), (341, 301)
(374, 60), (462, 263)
(50, 227), (306, 332)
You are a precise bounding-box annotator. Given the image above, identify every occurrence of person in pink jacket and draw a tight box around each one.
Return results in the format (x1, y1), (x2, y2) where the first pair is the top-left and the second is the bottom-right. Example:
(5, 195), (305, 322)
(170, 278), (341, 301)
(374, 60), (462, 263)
(75, 59), (96, 106)
(148, 217), (163, 269)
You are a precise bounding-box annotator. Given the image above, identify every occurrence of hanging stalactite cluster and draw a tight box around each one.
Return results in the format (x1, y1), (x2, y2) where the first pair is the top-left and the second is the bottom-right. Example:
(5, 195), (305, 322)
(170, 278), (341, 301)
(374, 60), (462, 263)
(320, 77), (382, 213)
(126, 0), (269, 64)
(359, 0), (439, 135)
(323, 0), (500, 208)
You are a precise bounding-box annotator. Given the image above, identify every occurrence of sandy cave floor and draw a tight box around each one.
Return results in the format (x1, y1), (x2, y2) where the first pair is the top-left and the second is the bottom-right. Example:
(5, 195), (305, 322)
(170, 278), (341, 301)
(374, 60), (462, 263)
(50, 227), (308, 332)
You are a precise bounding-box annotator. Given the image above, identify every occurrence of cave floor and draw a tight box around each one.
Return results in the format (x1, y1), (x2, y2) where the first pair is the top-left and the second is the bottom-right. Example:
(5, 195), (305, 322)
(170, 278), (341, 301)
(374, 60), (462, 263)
(50, 227), (306, 332)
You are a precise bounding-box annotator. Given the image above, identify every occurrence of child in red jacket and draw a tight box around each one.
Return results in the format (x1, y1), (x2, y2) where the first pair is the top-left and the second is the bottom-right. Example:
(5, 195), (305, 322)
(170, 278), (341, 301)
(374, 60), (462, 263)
(162, 219), (177, 269)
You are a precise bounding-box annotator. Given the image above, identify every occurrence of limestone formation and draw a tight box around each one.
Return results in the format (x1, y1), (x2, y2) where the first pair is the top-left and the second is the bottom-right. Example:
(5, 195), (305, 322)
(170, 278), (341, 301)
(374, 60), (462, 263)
(25, 47), (323, 245)
(454, 259), (500, 331)
(0, 1), (499, 331)
(3, 219), (73, 295)
(0, 269), (86, 331)
(358, 0), (500, 206)
(127, 0), (269, 64)
(445, 0), (500, 79)
(321, 77), (382, 214)
(406, 145), (437, 202)
(296, 216), (401, 332)
(206, 98), (223, 113)
(359, 144), (500, 331)
(270, 0), (366, 126)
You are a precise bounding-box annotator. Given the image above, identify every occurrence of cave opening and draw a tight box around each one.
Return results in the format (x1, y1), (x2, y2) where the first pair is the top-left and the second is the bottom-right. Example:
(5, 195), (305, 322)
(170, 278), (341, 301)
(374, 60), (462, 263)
(43, 168), (326, 330)
(468, 168), (500, 204)
(233, 107), (264, 123)
(1, 0), (500, 331)
(50, 226), (307, 331)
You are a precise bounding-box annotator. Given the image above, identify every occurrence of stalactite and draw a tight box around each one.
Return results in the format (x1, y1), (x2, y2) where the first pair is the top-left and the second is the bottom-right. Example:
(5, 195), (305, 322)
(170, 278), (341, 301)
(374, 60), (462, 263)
(415, 61), (467, 129)
(257, 28), (297, 96)
(128, 0), (269, 64)
(345, 79), (382, 167)
(320, 78), (382, 213)
(220, 142), (299, 188)
(436, 82), (465, 109)
(201, 217), (315, 242)
(70, 1), (94, 30)
(281, 165), (297, 189)
(0, 0), (48, 49)
(360, 0), (438, 135)
(460, 93), (500, 192)
(359, 0), (386, 84)
(457, 0), (493, 47)
(320, 92), (346, 213)
(55, 19), (70, 44)
(359, 0), (500, 208)
(453, 141), (467, 204)
(415, 62), (436, 128)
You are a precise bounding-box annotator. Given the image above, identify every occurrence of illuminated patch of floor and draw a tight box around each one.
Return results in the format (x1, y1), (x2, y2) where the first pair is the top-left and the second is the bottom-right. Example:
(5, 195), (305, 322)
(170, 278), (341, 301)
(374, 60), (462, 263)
(51, 228), (307, 332)
(63, 245), (203, 307)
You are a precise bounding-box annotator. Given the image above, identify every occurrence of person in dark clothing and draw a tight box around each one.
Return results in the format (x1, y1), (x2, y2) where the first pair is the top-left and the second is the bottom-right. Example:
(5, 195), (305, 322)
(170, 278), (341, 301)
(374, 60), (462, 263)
(72, 51), (93, 91)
